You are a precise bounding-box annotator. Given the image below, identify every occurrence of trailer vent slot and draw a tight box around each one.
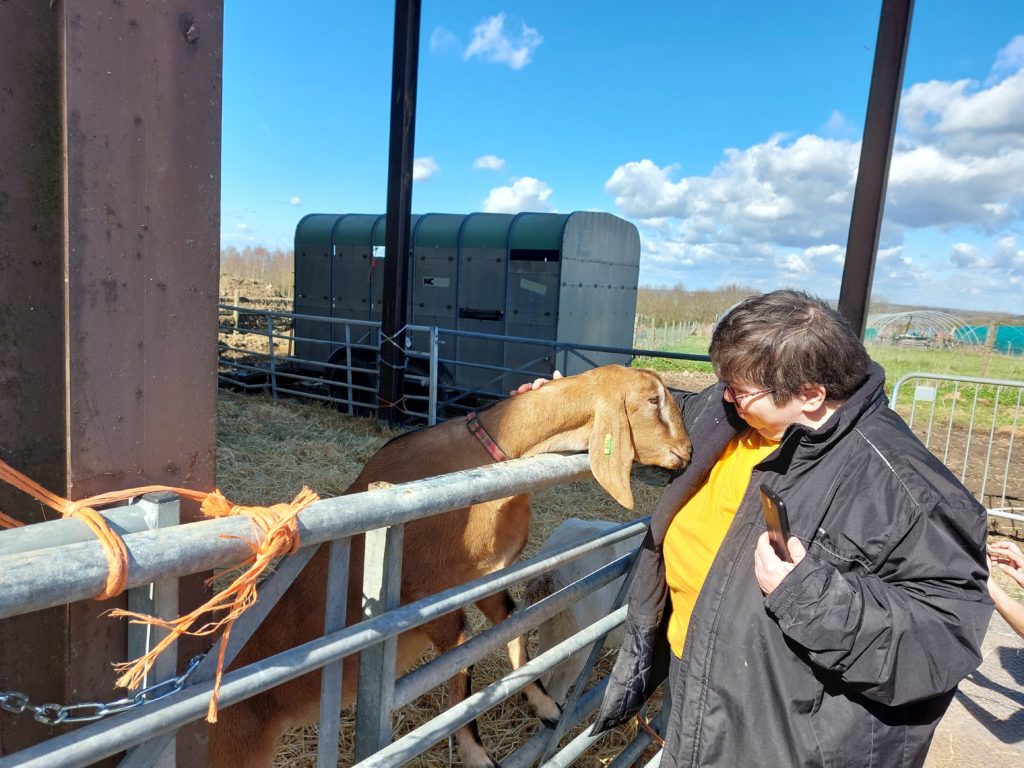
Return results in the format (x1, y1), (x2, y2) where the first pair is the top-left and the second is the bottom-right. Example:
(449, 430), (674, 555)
(510, 248), (560, 262)
(459, 308), (504, 322)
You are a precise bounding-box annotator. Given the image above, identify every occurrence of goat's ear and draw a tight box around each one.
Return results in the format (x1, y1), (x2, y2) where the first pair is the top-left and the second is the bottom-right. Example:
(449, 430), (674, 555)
(588, 396), (636, 509)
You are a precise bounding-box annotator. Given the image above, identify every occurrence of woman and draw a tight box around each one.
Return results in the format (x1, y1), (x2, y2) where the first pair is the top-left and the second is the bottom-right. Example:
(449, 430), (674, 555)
(588, 290), (991, 767)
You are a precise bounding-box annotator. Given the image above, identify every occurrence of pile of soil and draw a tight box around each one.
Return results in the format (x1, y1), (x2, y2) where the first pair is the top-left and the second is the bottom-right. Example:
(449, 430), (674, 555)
(218, 275), (294, 357)
(219, 274), (291, 311)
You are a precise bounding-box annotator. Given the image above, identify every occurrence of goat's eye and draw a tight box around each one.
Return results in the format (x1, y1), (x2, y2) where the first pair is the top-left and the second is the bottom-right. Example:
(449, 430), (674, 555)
(648, 396), (659, 405)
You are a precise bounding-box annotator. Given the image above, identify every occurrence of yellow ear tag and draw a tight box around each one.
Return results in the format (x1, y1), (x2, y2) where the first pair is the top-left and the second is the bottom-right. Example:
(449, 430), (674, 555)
(604, 433), (613, 455)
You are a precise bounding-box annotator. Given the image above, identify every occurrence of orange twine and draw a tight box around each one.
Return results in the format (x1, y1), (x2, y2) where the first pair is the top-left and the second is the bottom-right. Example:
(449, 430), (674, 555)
(0, 455), (320, 723)
(0, 455), (208, 599)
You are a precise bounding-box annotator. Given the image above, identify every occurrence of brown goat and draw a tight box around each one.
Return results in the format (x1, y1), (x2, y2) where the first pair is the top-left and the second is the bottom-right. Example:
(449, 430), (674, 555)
(209, 365), (691, 767)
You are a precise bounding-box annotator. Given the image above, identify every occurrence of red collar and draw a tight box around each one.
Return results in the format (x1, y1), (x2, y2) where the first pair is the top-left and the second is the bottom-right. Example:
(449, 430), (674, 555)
(466, 412), (509, 462)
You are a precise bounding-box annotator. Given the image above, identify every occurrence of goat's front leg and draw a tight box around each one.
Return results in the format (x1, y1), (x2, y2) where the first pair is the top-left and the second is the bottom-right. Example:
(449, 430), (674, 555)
(424, 610), (499, 768)
(475, 590), (561, 726)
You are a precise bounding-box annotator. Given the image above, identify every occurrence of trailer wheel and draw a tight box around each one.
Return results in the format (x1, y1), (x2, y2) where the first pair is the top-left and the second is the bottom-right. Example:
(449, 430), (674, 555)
(325, 348), (378, 416)
(324, 350), (452, 422)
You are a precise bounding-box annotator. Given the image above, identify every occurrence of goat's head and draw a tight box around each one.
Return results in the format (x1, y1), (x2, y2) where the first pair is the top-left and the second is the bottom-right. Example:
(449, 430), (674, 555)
(572, 365), (691, 509)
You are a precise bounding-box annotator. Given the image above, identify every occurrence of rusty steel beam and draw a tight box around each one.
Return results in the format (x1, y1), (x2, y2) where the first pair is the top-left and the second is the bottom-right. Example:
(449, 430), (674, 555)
(0, 2), (67, 759)
(838, 0), (915, 336)
(378, 0), (422, 426)
(0, 2), (223, 764)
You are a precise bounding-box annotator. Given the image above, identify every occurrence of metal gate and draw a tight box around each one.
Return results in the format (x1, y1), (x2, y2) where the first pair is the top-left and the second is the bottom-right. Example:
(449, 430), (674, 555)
(0, 454), (666, 767)
(890, 372), (1023, 522)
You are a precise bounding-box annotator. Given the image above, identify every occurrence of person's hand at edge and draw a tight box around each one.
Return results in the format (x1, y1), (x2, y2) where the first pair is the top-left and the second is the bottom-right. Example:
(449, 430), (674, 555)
(988, 540), (1024, 589)
(987, 551), (1024, 639)
(509, 370), (563, 396)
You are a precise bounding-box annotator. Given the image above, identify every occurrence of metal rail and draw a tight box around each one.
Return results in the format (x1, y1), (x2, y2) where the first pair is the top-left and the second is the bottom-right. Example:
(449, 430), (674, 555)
(890, 372), (1023, 521)
(0, 453), (592, 619)
(217, 304), (711, 424)
(0, 455), (661, 767)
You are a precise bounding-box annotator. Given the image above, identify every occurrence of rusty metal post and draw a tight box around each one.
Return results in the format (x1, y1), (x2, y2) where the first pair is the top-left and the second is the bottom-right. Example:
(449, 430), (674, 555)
(378, 0), (422, 425)
(838, 0), (915, 337)
(0, 2), (223, 764)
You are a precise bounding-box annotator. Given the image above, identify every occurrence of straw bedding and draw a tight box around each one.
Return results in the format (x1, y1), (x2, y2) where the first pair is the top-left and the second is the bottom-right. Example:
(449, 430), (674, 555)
(215, 390), (670, 766)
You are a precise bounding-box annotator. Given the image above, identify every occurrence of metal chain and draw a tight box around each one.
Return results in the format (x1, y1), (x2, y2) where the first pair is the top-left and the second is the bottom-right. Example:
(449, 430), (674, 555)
(0, 653), (204, 726)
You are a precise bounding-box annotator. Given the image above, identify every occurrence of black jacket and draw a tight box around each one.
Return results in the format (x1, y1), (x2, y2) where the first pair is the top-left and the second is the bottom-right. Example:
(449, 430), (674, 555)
(593, 363), (992, 767)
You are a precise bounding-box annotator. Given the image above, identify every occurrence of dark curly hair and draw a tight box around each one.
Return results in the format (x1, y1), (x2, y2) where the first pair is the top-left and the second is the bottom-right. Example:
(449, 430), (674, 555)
(709, 289), (871, 404)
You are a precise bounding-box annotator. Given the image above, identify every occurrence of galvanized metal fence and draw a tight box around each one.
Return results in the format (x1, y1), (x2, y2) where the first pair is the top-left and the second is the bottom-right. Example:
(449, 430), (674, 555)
(0, 454), (667, 767)
(217, 303), (707, 425)
(890, 372), (1023, 521)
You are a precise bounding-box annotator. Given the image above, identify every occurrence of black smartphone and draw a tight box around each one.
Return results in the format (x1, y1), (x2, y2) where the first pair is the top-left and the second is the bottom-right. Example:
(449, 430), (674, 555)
(759, 484), (792, 562)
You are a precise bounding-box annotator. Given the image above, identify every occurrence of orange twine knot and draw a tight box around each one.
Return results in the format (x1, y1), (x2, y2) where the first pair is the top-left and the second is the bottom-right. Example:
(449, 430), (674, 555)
(110, 486), (319, 722)
(1, 453), (321, 723)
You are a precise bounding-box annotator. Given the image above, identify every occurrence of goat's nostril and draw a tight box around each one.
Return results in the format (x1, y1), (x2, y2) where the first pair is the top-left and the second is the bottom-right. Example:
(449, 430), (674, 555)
(671, 448), (691, 466)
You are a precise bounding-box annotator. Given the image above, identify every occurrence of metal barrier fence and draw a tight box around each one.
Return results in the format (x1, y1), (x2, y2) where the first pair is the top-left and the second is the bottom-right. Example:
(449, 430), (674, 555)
(217, 304), (708, 425)
(890, 372), (1023, 521)
(0, 454), (666, 767)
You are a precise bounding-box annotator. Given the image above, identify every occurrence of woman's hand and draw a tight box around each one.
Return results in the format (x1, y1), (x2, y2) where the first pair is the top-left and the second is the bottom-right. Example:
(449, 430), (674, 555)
(509, 370), (563, 396)
(754, 532), (807, 594)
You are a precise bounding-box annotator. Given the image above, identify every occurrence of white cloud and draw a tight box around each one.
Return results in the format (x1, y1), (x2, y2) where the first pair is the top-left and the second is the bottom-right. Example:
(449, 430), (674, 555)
(990, 235), (1024, 272)
(413, 156), (440, 181)
(886, 144), (1024, 230)
(898, 69), (1024, 157)
(606, 41), (1024, 312)
(950, 242), (980, 268)
(288, 196), (302, 206)
(464, 13), (542, 70)
(606, 135), (860, 249)
(236, 223), (251, 232)
(991, 35), (1024, 81)
(483, 177), (554, 213)
(775, 252), (812, 274)
(604, 159), (690, 219)
(877, 245), (905, 263)
(474, 154), (505, 171)
(430, 25), (459, 54)
(822, 109), (856, 137)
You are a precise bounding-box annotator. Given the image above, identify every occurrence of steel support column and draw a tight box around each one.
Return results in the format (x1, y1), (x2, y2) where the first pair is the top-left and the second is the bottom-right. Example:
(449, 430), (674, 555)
(378, 0), (422, 425)
(838, 0), (915, 336)
(0, 2), (223, 764)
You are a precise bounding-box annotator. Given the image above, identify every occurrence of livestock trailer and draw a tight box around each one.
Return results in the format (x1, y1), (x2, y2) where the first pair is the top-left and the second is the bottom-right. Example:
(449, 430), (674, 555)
(293, 211), (641, 404)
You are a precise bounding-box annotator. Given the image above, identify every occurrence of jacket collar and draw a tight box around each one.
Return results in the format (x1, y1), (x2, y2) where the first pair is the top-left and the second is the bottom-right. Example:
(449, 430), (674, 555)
(650, 362), (886, 542)
(775, 361), (886, 456)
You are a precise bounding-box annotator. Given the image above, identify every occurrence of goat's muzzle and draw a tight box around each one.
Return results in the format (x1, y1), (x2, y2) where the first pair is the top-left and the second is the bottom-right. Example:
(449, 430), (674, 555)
(664, 443), (692, 470)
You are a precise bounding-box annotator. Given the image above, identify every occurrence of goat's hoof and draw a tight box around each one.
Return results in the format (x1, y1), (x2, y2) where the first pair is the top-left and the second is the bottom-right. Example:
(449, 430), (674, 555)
(538, 699), (563, 729)
(540, 714), (561, 729)
(460, 743), (500, 768)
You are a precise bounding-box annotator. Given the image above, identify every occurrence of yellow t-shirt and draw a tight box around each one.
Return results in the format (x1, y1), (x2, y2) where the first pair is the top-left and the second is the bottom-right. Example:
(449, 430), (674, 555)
(664, 428), (779, 657)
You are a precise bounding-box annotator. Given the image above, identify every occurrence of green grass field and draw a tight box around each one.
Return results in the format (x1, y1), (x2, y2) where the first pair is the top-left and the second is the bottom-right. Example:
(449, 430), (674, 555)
(634, 339), (1024, 429)
(636, 337), (1024, 384)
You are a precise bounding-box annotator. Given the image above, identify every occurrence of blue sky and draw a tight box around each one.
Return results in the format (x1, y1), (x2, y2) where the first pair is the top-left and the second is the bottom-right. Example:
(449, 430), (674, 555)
(222, 1), (1024, 315)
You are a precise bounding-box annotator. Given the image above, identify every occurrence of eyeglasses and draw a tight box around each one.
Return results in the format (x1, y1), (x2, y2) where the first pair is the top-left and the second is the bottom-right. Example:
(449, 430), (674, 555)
(724, 384), (774, 406)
